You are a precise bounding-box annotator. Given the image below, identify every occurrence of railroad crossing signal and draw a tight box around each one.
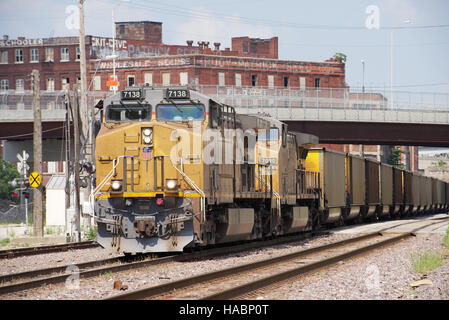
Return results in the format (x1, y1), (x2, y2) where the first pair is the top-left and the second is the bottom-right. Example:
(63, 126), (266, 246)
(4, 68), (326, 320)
(17, 151), (30, 174)
(29, 172), (41, 188)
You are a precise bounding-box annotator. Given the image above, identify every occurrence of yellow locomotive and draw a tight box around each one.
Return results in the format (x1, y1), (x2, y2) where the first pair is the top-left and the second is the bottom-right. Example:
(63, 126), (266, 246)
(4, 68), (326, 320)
(93, 85), (319, 254)
(93, 85), (449, 254)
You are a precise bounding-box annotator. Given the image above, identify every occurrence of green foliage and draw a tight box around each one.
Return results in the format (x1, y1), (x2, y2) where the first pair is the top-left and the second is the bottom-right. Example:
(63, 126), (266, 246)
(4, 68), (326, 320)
(0, 238), (10, 245)
(429, 160), (449, 173)
(443, 227), (449, 249)
(411, 251), (444, 274)
(333, 52), (347, 63)
(0, 159), (20, 200)
(388, 147), (405, 169)
(85, 226), (97, 241)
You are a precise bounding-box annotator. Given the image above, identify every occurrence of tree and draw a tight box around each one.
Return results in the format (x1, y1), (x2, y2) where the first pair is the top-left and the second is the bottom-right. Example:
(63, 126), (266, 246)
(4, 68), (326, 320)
(333, 52), (347, 63)
(388, 147), (405, 169)
(0, 158), (20, 200)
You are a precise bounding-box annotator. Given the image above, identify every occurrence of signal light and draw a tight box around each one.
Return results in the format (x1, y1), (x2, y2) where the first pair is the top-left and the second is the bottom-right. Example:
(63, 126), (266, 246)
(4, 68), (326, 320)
(156, 198), (164, 206)
(12, 192), (18, 198)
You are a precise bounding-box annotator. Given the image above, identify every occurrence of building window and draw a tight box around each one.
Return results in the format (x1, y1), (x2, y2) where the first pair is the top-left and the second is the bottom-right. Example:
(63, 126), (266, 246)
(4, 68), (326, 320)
(30, 48), (39, 62)
(179, 72), (188, 86)
(218, 72), (225, 87)
(119, 24), (125, 35)
(46, 78), (55, 92)
(93, 76), (101, 91)
(251, 75), (257, 87)
(235, 73), (241, 87)
(61, 47), (69, 61)
(16, 79), (24, 92)
(47, 161), (57, 174)
(162, 72), (170, 86)
(1, 79), (9, 90)
(268, 75), (274, 89)
(144, 73), (153, 86)
(300, 77), (306, 91)
(243, 41), (249, 53)
(15, 49), (23, 63)
(283, 76), (289, 88)
(127, 75), (135, 87)
(0, 51), (8, 64)
(62, 77), (70, 90)
(76, 47), (80, 60)
(315, 78), (320, 88)
(45, 48), (54, 62)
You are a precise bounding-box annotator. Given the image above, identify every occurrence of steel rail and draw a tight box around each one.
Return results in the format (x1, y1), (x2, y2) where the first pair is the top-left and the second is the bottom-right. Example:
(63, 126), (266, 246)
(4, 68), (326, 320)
(105, 232), (382, 300)
(202, 219), (446, 300)
(106, 216), (448, 300)
(0, 231), (325, 295)
(0, 256), (122, 284)
(202, 232), (412, 300)
(0, 241), (99, 259)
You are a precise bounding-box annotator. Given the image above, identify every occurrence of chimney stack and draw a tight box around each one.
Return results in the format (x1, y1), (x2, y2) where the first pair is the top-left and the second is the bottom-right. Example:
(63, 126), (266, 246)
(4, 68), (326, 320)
(18, 36), (25, 41)
(3, 35), (8, 41)
(186, 40), (193, 47)
(214, 42), (221, 51)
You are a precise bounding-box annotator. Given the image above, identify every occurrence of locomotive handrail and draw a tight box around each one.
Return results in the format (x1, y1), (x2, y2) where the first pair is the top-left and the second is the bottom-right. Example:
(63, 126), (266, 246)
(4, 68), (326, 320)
(167, 156), (206, 222)
(255, 164), (281, 221)
(89, 155), (127, 210)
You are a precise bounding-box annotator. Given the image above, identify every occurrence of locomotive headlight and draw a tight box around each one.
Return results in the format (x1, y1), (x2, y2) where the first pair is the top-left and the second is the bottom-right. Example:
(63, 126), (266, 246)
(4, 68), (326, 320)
(111, 179), (122, 191)
(165, 179), (178, 190)
(142, 128), (153, 145)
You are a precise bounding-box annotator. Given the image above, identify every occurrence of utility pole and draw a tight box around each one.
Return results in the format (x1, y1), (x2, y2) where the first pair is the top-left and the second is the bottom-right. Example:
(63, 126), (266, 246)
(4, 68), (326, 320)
(78, 0), (88, 140)
(32, 69), (43, 237)
(73, 85), (81, 242)
(79, 0), (93, 229)
(64, 89), (72, 238)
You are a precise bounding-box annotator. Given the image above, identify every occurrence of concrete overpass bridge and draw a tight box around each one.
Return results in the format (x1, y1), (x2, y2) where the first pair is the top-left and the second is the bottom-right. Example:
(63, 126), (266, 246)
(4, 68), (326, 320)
(1, 86), (448, 162)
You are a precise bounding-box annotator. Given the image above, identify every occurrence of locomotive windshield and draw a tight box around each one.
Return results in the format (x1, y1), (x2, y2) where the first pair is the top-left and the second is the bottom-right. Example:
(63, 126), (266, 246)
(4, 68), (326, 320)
(156, 104), (205, 121)
(106, 103), (152, 122)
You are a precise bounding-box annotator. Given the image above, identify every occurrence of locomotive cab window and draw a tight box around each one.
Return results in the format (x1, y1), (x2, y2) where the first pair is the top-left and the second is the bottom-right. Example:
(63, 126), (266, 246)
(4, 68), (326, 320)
(156, 104), (205, 122)
(258, 127), (279, 141)
(106, 103), (152, 122)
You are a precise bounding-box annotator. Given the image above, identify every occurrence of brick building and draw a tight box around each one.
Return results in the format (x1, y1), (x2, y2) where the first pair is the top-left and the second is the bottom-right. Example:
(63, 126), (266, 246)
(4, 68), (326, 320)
(0, 20), (345, 93)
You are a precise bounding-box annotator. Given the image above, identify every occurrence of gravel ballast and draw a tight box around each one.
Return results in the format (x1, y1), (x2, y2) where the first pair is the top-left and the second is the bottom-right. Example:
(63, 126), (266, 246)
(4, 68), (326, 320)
(1, 231), (448, 300)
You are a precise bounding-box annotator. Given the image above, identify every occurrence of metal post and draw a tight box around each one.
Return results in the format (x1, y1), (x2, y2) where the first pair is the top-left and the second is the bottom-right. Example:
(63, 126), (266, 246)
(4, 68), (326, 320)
(32, 69), (43, 237)
(73, 85), (81, 242)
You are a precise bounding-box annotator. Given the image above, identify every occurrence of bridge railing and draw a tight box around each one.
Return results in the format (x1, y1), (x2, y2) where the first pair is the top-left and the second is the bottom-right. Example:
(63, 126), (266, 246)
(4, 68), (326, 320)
(191, 85), (449, 112)
(1, 86), (448, 120)
(0, 90), (110, 112)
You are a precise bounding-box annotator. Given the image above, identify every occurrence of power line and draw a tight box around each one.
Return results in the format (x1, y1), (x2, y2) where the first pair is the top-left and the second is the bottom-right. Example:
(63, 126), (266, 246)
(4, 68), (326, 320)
(101, 0), (449, 31)
(0, 125), (66, 140)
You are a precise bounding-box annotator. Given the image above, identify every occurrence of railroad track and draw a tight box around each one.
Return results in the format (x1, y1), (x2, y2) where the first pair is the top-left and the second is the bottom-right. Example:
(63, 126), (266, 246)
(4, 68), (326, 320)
(0, 231), (326, 296)
(1, 215), (446, 298)
(0, 241), (99, 259)
(106, 218), (448, 300)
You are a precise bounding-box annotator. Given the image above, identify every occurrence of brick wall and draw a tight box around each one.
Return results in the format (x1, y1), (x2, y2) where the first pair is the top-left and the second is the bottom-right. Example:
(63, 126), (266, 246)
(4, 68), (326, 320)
(116, 21), (163, 44)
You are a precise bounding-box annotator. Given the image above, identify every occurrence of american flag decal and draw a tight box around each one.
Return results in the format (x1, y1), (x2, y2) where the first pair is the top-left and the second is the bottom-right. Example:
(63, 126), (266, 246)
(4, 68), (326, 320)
(142, 147), (153, 159)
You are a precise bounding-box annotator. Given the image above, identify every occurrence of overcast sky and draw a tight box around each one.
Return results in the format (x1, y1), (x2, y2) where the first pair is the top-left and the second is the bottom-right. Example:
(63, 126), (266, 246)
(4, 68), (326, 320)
(1, 0), (448, 95)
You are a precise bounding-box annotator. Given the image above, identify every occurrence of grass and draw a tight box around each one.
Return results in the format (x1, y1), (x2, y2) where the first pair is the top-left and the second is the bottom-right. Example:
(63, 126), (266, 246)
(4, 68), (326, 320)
(443, 227), (449, 249)
(411, 251), (445, 274)
(103, 271), (113, 278)
(0, 238), (10, 245)
(85, 226), (98, 241)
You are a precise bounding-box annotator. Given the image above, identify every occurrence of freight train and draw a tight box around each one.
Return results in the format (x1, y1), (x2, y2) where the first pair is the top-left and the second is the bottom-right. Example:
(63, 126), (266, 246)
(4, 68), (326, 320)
(93, 85), (449, 254)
